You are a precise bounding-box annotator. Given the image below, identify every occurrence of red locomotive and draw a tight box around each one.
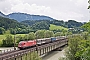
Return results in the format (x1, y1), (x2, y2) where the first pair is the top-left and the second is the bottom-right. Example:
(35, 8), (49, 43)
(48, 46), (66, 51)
(18, 40), (36, 49)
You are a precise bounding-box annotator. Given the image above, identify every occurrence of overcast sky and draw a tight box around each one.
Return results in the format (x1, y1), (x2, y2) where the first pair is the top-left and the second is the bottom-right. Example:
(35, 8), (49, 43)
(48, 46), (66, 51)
(0, 0), (90, 22)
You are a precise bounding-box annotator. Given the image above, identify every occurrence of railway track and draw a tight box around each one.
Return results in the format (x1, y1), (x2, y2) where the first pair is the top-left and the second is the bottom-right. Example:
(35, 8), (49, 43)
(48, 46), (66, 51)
(0, 49), (20, 56)
(0, 38), (68, 60)
(0, 47), (37, 60)
(0, 42), (55, 58)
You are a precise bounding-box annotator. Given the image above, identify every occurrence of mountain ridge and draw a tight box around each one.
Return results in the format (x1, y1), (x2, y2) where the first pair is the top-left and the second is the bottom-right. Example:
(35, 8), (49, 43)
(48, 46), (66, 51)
(0, 11), (55, 22)
(0, 11), (7, 17)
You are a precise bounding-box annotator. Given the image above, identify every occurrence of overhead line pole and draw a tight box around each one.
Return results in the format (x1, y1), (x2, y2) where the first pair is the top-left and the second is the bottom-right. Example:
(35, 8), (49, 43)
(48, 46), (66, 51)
(14, 30), (16, 50)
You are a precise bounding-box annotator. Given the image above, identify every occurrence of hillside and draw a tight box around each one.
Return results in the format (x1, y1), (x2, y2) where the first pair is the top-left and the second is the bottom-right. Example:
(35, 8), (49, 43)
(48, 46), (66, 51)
(7, 13), (55, 22)
(22, 20), (83, 28)
(0, 11), (55, 22)
(66, 20), (83, 28)
(0, 11), (84, 34)
(49, 24), (68, 31)
(0, 11), (84, 28)
(0, 11), (7, 17)
(0, 16), (31, 34)
(0, 16), (22, 29)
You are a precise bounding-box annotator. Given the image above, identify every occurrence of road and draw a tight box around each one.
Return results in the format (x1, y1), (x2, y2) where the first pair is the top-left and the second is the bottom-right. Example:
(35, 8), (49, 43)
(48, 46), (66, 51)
(42, 48), (66, 60)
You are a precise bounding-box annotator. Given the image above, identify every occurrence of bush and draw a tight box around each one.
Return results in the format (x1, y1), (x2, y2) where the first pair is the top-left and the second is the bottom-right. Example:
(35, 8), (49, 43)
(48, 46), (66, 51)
(2, 35), (14, 47)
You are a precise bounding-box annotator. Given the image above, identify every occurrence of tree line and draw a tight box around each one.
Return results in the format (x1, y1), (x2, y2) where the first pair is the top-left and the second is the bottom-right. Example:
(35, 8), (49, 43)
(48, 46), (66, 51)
(22, 20), (83, 29)
(0, 30), (72, 47)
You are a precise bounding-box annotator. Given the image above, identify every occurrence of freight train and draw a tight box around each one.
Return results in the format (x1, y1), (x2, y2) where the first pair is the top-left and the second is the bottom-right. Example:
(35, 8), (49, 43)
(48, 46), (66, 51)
(18, 36), (67, 49)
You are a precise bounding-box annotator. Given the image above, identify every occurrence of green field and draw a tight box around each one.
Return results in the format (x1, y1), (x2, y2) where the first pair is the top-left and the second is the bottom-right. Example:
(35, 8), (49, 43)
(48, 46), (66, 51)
(0, 34), (26, 41)
(0, 24), (68, 41)
(49, 24), (68, 31)
(0, 35), (6, 40)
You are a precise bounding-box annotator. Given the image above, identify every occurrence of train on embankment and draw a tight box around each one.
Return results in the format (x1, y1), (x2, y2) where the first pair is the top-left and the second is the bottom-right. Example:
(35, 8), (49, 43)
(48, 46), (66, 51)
(18, 36), (67, 50)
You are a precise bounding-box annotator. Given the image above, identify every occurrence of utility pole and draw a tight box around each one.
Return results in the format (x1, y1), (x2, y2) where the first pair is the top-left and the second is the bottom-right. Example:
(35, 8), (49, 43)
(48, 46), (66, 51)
(36, 35), (38, 54)
(14, 30), (16, 50)
(27, 25), (29, 41)
(27, 34), (28, 41)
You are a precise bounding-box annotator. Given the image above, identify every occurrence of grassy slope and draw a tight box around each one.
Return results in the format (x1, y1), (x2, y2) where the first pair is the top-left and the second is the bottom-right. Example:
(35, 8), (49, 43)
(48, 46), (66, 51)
(0, 34), (26, 41)
(49, 24), (68, 31)
(0, 35), (6, 40)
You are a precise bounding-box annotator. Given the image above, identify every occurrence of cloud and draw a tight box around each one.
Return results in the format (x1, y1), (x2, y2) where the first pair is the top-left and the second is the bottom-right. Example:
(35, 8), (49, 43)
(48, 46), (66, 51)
(0, 0), (90, 22)
(11, 3), (52, 15)
(75, 0), (84, 5)
(49, 10), (85, 22)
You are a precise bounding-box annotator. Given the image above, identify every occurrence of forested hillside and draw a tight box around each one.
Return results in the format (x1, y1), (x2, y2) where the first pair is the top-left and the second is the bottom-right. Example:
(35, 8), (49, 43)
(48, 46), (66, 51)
(7, 13), (54, 22)
(0, 16), (26, 29)
(21, 20), (83, 28)
(21, 20), (50, 30)
(0, 16), (32, 34)
(0, 11), (84, 34)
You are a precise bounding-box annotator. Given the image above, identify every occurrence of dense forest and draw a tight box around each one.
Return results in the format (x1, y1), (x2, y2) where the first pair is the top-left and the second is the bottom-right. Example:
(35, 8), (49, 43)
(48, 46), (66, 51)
(21, 20), (83, 28)
(0, 16), (32, 34)
(0, 16), (27, 29)
(0, 16), (84, 34)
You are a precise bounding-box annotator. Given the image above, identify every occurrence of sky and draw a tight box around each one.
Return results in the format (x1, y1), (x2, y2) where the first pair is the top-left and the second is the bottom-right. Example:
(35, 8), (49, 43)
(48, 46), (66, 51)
(0, 0), (90, 22)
